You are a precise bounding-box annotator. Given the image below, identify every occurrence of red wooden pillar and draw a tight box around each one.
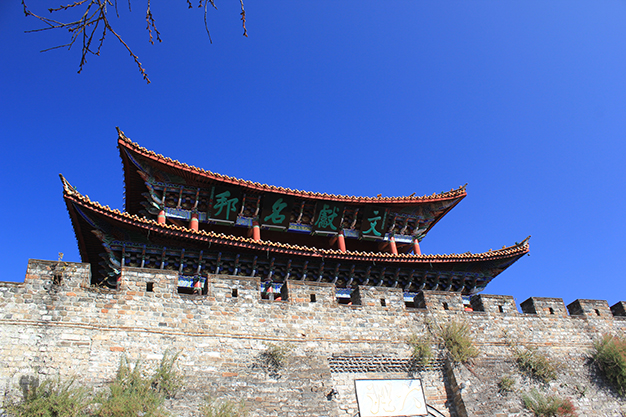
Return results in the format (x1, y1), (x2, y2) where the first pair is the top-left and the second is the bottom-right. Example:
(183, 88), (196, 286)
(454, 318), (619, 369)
(190, 212), (199, 231)
(413, 238), (421, 255)
(252, 220), (261, 241)
(389, 235), (398, 255)
(157, 210), (166, 224)
(337, 231), (346, 253)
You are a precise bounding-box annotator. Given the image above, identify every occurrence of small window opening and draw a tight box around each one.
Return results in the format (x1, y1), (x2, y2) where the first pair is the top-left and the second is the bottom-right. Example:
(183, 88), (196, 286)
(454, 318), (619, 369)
(595, 309), (601, 316)
(146, 282), (154, 292)
(337, 288), (352, 305)
(310, 294), (317, 303)
(380, 298), (387, 307)
(261, 282), (275, 300)
(442, 302), (449, 310)
(404, 292), (421, 309)
(338, 296), (352, 305)
(498, 305), (504, 313)
(549, 307), (555, 315)
(261, 282), (288, 301)
(337, 287), (361, 306)
(177, 275), (206, 295)
(231, 288), (238, 298)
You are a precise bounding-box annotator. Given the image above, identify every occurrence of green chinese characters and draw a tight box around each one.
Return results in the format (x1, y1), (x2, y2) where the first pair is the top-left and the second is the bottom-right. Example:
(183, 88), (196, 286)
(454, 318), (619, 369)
(361, 206), (387, 239)
(211, 188), (241, 222)
(313, 202), (344, 233)
(260, 194), (294, 228)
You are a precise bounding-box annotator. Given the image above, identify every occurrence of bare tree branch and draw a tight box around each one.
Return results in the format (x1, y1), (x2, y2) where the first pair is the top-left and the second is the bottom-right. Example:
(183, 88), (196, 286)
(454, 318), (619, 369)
(21, 0), (247, 84)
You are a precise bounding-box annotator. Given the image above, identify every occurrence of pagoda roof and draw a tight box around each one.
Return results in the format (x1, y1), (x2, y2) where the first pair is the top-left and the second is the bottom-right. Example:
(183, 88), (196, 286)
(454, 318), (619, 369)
(117, 127), (467, 207)
(61, 174), (529, 290)
(62, 175), (527, 264)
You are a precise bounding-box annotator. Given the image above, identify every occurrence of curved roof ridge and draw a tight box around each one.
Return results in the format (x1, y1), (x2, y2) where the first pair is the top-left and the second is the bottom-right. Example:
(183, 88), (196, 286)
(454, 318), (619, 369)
(116, 128), (468, 203)
(63, 177), (528, 263)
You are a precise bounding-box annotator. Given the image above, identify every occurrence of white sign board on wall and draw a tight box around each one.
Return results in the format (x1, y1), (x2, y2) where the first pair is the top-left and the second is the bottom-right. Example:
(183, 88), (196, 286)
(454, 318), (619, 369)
(354, 379), (428, 417)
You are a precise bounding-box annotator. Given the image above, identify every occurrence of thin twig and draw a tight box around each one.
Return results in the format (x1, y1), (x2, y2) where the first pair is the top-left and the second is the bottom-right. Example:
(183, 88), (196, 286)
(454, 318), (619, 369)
(22, 0), (248, 84)
(49, 0), (89, 13)
(145, 0), (161, 45)
(104, 17), (151, 83)
(203, 0), (213, 44)
(40, 43), (73, 52)
(239, 0), (247, 37)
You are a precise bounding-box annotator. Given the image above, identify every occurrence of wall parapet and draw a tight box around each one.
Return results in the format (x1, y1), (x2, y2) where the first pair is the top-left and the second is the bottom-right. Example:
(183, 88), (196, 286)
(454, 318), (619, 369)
(5, 259), (624, 321)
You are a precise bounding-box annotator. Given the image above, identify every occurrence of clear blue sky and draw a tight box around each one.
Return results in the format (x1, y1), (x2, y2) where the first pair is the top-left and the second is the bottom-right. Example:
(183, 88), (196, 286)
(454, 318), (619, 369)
(2, 1), (625, 308)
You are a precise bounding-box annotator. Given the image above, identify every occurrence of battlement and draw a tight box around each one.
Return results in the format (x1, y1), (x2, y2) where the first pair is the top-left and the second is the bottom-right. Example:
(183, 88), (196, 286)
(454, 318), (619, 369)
(9, 259), (623, 321)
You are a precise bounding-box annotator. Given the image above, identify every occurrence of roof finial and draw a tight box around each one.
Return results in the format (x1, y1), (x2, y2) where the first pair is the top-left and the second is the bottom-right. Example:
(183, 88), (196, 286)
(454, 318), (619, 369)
(59, 174), (76, 195)
(116, 126), (130, 142)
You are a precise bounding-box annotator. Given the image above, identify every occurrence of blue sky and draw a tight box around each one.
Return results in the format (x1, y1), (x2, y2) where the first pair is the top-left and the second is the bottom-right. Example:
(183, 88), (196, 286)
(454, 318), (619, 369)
(2, 1), (625, 308)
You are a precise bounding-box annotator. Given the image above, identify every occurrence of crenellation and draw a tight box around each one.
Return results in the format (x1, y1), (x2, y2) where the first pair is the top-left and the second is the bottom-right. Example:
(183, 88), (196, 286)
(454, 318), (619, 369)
(610, 301), (626, 317)
(358, 285), (404, 311)
(416, 290), (464, 312)
(567, 298), (612, 319)
(120, 266), (177, 294)
(470, 294), (517, 315)
(520, 296), (568, 317)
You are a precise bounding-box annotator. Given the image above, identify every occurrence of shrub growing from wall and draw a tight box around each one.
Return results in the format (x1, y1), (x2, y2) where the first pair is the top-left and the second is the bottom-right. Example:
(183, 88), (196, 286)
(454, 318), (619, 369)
(408, 334), (434, 367)
(5, 352), (184, 417)
(593, 334), (626, 396)
(521, 389), (576, 417)
(436, 321), (478, 363)
(4, 377), (91, 417)
(513, 347), (557, 383)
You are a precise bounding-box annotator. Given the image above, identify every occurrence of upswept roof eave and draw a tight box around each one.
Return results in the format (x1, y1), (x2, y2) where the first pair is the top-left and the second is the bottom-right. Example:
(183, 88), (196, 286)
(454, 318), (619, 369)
(62, 174), (530, 265)
(116, 128), (467, 205)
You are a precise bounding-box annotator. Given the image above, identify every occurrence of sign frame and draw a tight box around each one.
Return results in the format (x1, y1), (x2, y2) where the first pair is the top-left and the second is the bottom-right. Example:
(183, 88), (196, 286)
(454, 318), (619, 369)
(354, 378), (428, 417)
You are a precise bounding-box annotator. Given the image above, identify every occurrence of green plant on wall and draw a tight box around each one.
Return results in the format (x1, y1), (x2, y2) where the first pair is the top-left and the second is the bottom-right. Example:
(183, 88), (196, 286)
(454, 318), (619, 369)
(521, 389), (576, 417)
(408, 334), (434, 367)
(498, 376), (515, 394)
(151, 350), (184, 398)
(592, 334), (626, 395)
(513, 347), (557, 383)
(5, 351), (186, 417)
(94, 355), (171, 416)
(4, 376), (91, 417)
(434, 320), (479, 364)
(256, 342), (294, 379)
(52, 252), (68, 285)
(265, 342), (293, 368)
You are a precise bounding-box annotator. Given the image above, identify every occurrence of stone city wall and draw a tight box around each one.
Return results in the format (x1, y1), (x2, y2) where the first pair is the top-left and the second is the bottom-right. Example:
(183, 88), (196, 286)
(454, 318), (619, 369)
(1, 259), (625, 416)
